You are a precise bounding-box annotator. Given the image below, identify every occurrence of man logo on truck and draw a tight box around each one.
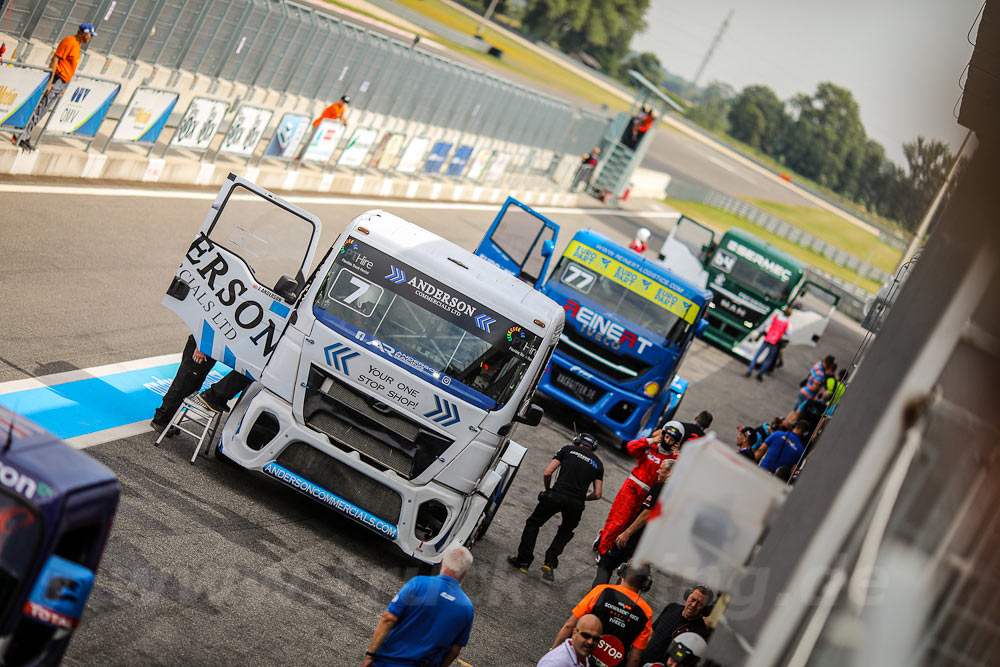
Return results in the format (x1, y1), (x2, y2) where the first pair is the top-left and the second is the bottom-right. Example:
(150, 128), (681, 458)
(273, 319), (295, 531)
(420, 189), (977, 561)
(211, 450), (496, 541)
(564, 300), (653, 354)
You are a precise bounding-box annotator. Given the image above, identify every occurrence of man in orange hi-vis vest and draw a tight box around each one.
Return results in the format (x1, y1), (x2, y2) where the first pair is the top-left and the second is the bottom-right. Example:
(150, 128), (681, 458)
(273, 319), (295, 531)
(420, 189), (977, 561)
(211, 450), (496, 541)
(13, 23), (95, 150)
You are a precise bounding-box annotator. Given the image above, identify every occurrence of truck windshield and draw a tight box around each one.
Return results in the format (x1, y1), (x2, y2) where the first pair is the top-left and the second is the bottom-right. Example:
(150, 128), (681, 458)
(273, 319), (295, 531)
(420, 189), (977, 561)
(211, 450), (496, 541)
(313, 238), (542, 408)
(711, 249), (792, 302)
(553, 256), (692, 347)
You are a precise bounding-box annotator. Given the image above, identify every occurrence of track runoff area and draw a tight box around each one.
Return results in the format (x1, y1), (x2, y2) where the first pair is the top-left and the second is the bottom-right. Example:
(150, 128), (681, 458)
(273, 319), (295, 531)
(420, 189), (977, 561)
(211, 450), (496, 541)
(2, 184), (864, 665)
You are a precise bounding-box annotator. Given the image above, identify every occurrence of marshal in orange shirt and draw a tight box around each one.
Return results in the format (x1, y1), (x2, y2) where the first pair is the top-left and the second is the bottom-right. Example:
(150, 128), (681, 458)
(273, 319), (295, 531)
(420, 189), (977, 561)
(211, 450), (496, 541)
(52, 35), (82, 83)
(313, 101), (347, 128)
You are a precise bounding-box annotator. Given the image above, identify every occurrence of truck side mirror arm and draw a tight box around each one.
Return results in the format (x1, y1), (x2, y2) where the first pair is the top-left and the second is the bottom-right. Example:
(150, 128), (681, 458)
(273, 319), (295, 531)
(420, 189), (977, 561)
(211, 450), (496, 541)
(513, 403), (544, 427)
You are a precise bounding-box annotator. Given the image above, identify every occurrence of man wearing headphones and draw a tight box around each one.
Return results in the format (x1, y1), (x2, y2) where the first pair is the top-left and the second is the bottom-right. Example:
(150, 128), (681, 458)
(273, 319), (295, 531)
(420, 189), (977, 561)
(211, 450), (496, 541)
(642, 586), (713, 664)
(553, 562), (655, 667)
(508, 433), (604, 582)
(596, 422), (684, 556)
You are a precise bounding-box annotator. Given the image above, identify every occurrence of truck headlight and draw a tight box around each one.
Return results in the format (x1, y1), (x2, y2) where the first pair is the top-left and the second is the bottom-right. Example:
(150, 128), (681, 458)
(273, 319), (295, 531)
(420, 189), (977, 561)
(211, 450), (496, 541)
(415, 500), (448, 541)
(643, 382), (659, 397)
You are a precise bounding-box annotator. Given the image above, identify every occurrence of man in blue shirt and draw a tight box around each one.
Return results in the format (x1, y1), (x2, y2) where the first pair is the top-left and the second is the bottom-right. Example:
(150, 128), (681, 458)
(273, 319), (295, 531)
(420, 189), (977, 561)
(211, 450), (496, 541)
(363, 545), (475, 666)
(759, 421), (808, 474)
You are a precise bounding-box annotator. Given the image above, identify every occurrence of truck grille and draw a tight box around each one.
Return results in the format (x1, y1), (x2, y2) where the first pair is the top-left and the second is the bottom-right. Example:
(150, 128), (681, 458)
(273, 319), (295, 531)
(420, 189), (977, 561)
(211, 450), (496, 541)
(307, 410), (413, 475)
(277, 442), (402, 524)
(556, 331), (653, 383)
(550, 366), (604, 405)
(303, 366), (453, 480)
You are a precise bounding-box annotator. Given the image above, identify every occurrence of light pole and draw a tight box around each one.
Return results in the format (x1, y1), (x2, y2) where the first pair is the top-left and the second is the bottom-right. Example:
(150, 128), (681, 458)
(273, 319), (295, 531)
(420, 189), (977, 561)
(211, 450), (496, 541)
(474, 0), (501, 38)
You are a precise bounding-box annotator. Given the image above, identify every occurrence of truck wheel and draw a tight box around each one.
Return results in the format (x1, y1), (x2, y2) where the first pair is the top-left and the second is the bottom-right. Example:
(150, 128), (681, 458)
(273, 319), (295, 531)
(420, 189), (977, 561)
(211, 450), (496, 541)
(466, 464), (519, 547)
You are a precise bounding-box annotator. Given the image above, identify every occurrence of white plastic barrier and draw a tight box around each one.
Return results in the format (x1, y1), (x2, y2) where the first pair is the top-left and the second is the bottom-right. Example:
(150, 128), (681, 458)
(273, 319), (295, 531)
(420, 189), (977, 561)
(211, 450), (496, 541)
(628, 167), (672, 199)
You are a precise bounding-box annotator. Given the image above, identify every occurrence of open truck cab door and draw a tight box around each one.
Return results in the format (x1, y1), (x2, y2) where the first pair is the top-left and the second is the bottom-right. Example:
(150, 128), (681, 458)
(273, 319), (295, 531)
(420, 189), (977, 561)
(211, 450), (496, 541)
(785, 281), (840, 346)
(473, 197), (559, 290)
(161, 173), (323, 380)
(656, 214), (716, 290)
(732, 280), (841, 359)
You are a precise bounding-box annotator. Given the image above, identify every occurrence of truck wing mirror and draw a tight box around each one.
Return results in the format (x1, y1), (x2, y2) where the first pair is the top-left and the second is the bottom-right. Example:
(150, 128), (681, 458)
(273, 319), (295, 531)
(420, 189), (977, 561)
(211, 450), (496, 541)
(514, 403), (544, 427)
(695, 318), (709, 338)
(541, 240), (554, 258)
(274, 275), (300, 303)
(27, 555), (96, 630)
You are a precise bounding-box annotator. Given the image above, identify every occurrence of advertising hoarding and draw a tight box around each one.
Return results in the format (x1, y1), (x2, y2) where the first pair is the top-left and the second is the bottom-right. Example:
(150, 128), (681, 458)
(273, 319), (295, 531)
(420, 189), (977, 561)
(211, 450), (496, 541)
(218, 104), (273, 157)
(0, 64), (51, 129)
(262, 112), (310, 160)
(300, 118), (346, 163)
(337, 127), (378, 168)
(396, 136), (431, 174)
(109, 87), (179, 145)
(169, 96), (229, 152)
(44, 75), (120, 137)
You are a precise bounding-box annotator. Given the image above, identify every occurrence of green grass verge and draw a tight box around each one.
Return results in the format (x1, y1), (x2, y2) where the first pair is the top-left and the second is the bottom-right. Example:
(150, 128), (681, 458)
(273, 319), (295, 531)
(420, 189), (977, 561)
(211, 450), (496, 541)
(665, 198), (882, 294)
(745, 198), (902, 274)
(694, 127), (911, 238)
(386, 0), (629, 112)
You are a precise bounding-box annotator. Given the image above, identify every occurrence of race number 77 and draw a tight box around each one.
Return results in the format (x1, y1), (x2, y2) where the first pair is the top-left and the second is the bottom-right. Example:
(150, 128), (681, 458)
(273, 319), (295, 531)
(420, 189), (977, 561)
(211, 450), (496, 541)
(562, 264), (595, 291)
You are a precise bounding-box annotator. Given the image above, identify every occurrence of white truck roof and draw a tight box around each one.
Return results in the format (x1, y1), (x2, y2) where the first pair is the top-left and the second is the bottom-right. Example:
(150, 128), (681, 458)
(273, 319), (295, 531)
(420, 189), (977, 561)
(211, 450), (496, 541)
(346, 211), (564, 337)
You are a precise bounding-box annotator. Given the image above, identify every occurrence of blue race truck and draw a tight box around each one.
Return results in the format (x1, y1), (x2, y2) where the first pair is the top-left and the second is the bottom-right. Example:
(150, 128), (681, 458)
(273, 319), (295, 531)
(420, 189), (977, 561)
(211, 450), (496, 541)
(0, 407), (119, 666)
(532, 230), (711, 446)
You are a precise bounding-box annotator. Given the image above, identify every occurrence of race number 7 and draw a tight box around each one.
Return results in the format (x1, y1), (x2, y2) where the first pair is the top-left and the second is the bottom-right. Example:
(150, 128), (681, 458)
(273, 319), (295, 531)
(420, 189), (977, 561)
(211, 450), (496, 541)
(562, 264), (595, 291)
(342, 275), (371, 304)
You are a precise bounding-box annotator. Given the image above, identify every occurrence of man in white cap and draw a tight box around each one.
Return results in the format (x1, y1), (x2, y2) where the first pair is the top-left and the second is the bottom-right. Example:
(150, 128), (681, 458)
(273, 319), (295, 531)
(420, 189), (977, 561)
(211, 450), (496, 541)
(595, 421), (684, 556)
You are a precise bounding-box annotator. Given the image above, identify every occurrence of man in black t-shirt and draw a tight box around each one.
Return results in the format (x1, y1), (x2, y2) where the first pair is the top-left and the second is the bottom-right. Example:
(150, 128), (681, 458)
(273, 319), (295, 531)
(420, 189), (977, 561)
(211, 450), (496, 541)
(643, 586), (713, 663)
(679, 410), (713, 445)
(508, 434), (604, 581)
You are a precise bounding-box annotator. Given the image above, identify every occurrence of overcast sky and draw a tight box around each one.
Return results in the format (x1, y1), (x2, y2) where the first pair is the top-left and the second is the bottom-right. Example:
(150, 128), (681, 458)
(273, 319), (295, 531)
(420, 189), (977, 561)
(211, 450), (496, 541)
(632, 0), (983, 165)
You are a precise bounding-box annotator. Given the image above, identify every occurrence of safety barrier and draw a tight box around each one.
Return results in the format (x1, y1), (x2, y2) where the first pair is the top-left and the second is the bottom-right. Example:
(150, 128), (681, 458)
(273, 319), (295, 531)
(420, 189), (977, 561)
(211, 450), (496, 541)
(0, 0), (611, 188)
(667, 181), (894, 286)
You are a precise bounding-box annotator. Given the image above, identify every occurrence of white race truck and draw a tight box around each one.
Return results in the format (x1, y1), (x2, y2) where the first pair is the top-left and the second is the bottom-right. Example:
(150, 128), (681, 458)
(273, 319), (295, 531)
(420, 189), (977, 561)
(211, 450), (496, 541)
(163, 174), (564, 563)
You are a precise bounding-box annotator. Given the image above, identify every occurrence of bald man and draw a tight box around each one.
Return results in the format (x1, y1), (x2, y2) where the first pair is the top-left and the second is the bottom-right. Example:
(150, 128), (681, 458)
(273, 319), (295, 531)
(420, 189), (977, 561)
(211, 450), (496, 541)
(538, 614), (602, 667)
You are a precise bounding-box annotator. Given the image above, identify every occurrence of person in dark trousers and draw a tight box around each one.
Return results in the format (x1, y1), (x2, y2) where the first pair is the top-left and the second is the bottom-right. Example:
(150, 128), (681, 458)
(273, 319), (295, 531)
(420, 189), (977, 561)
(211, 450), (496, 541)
(553, 562), (654, 667)
(592, 458), (674, 587)
(642, 586), (713, 663)
(149, 335), (251, 434)
(570, 147), (600, 191)
(679, 410), (713, 444)
(13, 23), (95, 150)
(363, 545), (475, 667)
(508, 433), (604, 582)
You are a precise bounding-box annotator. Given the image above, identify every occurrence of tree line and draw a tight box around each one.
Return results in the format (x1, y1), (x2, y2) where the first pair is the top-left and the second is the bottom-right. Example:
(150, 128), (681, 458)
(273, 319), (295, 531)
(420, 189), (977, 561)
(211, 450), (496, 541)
(458, 0), (951, 234)
(687, 81), (953, 233)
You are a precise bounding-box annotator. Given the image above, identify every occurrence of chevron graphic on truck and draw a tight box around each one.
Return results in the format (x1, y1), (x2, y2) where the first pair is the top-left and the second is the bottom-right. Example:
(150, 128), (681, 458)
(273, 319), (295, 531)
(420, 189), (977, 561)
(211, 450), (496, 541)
(385, 265), (406, 284)
(474, 313), (495, 333)
(324, 343), (360, 375)
(424, 395), (461, 427)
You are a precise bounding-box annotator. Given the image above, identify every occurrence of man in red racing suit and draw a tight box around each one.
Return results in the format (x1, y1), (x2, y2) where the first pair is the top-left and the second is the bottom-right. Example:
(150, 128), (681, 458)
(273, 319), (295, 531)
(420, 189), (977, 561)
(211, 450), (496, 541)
(595, 421), (684, 555)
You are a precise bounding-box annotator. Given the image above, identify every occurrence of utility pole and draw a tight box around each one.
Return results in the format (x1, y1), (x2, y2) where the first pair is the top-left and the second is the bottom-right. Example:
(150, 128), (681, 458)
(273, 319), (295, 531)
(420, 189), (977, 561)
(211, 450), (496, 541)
(692, 9), (733, 86)
(475, 0), (501, 37)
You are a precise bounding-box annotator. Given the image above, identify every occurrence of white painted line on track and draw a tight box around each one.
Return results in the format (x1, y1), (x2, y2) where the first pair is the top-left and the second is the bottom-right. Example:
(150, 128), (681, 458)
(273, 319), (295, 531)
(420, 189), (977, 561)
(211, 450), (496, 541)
(0, 184), (678, 218)
(66, 420), (154, 450)
(0, 353), (181, 395)
(707, 154), (749, 177)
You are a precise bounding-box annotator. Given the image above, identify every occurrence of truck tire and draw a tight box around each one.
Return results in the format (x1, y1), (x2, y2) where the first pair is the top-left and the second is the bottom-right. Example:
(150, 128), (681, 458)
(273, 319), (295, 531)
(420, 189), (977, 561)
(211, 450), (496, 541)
(466, 464), (519, 547)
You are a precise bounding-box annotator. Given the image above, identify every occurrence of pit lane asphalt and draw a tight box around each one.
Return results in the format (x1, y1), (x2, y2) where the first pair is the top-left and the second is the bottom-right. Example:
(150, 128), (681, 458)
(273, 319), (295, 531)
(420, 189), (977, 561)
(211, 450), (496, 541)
(1, 185), (865, 665)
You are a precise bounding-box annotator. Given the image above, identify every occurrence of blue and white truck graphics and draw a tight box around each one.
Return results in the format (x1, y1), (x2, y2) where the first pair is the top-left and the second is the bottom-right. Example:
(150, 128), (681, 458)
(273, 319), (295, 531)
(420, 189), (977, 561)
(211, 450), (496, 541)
(162, 177), (563, 563)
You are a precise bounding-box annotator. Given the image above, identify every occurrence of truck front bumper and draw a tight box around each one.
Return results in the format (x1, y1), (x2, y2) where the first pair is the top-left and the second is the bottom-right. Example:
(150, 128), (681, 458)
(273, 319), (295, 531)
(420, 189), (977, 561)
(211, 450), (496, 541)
(218, 386), (506, 563)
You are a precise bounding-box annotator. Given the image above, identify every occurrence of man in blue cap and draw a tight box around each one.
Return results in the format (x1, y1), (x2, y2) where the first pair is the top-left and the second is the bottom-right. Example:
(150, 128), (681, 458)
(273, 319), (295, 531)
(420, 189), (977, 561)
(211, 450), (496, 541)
(12, 23), (95, 150)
